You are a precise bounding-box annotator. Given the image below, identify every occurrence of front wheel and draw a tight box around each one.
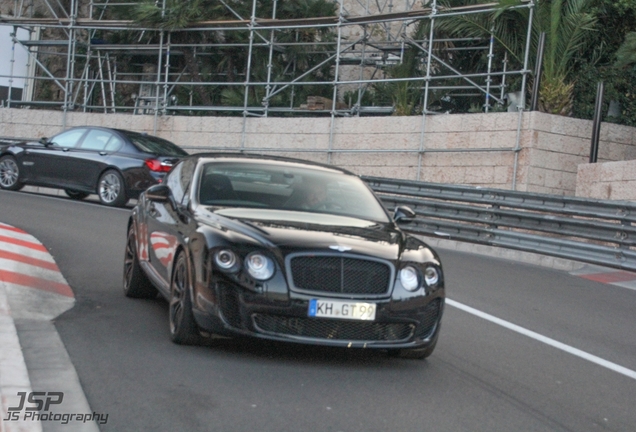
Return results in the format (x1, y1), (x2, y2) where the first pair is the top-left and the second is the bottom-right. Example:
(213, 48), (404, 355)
(169, 252), (200, 345)
(98, 170), (127, 207)
(123, 225), (157, 299)
(0, 155), (24, 191)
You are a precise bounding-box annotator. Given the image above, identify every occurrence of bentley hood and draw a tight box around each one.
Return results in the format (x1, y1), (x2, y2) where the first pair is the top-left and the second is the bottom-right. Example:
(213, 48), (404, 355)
(198, 207), (405, 261)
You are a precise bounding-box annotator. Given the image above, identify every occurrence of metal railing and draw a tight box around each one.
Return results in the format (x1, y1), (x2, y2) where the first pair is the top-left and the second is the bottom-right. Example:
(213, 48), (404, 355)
(363, 176), (636, 272)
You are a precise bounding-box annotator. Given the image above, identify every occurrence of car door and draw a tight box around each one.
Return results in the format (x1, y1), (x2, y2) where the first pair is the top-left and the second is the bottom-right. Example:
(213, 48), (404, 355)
(145, 159), (197, 284)
(22, 129), (87, 186)
(65, 129), (124, 190)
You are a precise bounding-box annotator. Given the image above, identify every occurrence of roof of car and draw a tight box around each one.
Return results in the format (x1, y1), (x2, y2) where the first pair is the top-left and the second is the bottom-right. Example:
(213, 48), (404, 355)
(186, 152), (357, 176)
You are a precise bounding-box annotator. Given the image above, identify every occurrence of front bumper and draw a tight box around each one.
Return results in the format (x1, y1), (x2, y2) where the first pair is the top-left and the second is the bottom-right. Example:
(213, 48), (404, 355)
(193, 281), (444, 349)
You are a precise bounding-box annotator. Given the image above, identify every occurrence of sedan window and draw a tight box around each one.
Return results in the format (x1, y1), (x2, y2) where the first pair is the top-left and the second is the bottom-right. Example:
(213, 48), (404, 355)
(125, 133), (187, 156)
(105, 136), (124, 152)
(50, 129), (87, 148)
(80, 129), (115, 151)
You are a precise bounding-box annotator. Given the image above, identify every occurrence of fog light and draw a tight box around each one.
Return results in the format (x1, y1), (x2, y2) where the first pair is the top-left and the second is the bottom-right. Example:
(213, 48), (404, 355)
(399, 266), (420, 292)
(245, 252), (274, 280)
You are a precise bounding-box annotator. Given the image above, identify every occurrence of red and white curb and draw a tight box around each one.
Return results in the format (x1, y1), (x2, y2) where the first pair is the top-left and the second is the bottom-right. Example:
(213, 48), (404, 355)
(0, 222), (74, 432)
(570, 265), (636, 291)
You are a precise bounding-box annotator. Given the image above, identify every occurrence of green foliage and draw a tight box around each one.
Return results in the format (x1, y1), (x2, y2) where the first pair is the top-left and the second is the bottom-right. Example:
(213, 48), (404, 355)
(615, 32), (636, 68)
(428, 0), (597, 115)
(123, 0), (338, 114)
(572, 62), (636, 127)
(133, 0), (223, 30)
(569, 0), (636, 126)
(371, 48), (423, 115)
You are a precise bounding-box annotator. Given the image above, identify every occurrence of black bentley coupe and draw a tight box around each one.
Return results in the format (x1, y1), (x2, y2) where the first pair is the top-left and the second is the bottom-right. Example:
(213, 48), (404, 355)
(0, 127), (187, 206)
(124, 153), (445, 358)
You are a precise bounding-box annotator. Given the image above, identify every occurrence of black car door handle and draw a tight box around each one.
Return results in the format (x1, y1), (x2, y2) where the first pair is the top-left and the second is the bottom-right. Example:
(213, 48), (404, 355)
(62, 148), (70, 152)
(99, 152), (108, 156)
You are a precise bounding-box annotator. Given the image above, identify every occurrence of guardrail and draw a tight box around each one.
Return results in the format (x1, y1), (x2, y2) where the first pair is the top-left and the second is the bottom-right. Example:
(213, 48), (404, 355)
(363, 176), (636, 271)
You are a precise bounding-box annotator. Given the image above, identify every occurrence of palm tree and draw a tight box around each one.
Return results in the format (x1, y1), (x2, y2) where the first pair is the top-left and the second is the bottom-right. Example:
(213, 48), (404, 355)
(433, 0), (597, 115)
(133, 0), (225, 107)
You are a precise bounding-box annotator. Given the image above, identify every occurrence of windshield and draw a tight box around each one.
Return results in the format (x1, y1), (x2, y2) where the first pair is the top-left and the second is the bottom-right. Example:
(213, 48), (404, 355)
(197, 161), (390, 223)
(125, 133), (188, 156)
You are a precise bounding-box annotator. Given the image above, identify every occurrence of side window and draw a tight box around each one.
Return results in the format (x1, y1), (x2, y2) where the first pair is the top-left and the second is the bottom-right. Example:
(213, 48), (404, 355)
(50, 129), (87, 148)
(80, 129), (115, 151)
(105, 136), (124, 152)
(165, 159), (196, 205)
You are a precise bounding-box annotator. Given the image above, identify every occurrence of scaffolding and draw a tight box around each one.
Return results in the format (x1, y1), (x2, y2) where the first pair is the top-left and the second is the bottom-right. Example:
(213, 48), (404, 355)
(0, 0), (535, 183)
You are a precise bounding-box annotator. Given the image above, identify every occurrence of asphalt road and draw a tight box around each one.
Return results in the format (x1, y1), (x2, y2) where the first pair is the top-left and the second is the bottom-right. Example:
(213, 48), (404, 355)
(1, 189), (636, 432)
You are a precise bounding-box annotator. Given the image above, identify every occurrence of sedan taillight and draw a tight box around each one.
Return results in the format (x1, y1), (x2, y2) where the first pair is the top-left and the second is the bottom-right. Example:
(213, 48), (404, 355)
(145, 158), (172, 173)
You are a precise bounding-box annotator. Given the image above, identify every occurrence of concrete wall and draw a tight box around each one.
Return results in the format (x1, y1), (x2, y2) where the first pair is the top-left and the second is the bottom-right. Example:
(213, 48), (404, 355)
(1, 108), (635, 197)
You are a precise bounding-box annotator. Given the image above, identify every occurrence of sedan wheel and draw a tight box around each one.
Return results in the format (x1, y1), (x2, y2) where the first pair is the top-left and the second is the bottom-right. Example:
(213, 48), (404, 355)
(98, 170), (127, 207)
(0, 156), (24, 191)
(123, 225), (157, 299)
(169, 252), (200, 345)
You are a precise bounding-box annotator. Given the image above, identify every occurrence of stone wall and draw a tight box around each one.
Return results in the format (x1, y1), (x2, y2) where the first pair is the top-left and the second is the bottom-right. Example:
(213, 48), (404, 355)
(1, 107), (635, 197)
(523, 113), (636, 195)
(576, 160), (636, 201)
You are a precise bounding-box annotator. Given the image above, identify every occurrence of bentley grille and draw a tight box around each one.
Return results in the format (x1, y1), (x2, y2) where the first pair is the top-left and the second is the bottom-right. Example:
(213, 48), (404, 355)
(289, 255), (392, 297)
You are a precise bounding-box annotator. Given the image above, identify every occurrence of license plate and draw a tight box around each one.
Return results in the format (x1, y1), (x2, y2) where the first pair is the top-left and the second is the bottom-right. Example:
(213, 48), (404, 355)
(308, 299), (376, 321)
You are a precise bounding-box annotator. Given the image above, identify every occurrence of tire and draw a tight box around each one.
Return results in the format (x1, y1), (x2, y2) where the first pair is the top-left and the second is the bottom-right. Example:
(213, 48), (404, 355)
(0, 155), (24, 191)
(97, 170), (127, 207)
(123, 225), (157, 299)
(65, 189), (89, 200)
(388, 332), (439, 360)
(169, 251), (200, 345)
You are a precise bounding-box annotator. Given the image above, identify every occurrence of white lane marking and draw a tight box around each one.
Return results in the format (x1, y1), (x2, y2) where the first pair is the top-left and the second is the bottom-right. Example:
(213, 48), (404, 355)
(447, 298), (636, 381)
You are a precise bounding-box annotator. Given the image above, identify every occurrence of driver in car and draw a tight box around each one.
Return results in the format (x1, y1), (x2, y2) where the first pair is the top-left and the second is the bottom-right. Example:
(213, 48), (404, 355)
(286, 181), (329, 210)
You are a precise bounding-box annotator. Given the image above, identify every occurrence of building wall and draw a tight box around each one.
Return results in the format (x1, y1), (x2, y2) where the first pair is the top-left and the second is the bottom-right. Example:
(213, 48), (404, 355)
(1, 108), (635, 197)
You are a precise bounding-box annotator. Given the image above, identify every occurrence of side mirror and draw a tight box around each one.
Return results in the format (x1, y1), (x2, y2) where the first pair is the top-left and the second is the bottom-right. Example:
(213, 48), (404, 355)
(145, 184), (171, 203)
(39, 137), (50, 145)
(394, 206), (416, 223)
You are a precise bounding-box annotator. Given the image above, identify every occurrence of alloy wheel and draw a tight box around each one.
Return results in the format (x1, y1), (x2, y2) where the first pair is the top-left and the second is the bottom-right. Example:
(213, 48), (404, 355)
(169, 259), (187, 335)
(99, 172), (121, 204)
(123, 233), (136, 290)
(0, 157), (19, 189)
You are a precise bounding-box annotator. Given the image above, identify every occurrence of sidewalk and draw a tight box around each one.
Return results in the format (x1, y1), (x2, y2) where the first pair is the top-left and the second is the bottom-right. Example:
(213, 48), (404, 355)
(0, 223), (98, 432)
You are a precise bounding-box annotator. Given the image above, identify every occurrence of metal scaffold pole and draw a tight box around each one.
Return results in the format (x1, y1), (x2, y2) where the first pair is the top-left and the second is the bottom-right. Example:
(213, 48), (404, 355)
(417, 0), (437, 181)
(328, 0), (346, 164)
(512, 0), (535, 191)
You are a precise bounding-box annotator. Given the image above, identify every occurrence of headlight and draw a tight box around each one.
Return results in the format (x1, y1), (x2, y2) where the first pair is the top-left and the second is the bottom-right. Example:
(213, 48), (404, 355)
(424, 265), (440, 286)
(399, 266), (420, 292)
(214, 249), (239, 272)
(245, 252), (275, 280)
